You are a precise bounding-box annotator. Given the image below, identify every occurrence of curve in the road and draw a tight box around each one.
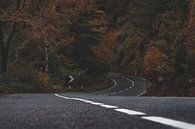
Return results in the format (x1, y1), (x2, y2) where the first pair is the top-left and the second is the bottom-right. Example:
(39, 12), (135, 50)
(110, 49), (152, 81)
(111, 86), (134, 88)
(102, 77), (135, 96)
(94, 75), (147, 97)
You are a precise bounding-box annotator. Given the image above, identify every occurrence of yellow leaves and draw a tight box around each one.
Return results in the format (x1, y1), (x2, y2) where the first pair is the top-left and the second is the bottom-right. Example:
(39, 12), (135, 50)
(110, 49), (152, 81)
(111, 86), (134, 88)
(34, 71), (49, 90)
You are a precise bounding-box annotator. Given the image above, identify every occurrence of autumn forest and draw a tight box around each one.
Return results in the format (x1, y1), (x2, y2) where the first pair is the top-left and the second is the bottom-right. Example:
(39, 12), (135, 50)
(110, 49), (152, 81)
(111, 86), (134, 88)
(0, 0), (194, 96)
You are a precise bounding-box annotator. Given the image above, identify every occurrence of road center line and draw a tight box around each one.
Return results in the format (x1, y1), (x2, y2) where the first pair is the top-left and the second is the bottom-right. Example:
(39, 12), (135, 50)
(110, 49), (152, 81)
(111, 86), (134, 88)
(106, 77), (134, 96)
(88, 102), (104, 105)
(114, 108), (146, 115)
(142, 116), (195, 129)
(99, 105), (118, 108)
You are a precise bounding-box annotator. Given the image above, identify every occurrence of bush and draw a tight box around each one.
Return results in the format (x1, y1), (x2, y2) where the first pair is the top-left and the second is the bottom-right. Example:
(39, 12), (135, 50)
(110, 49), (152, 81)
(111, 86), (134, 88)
(33, 71), (51, 92)
(0, 73), (11, 94)
(0, 66), (53, 93)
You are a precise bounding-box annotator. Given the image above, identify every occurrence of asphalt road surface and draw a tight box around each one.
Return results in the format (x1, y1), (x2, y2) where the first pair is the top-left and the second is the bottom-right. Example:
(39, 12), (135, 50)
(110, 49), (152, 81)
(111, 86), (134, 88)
(0, 76), (195, 129)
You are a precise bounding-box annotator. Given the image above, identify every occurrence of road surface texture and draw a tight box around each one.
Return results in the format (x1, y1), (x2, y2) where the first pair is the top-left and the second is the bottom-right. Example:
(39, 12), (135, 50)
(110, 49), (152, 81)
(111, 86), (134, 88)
(0, 75), (195, 129)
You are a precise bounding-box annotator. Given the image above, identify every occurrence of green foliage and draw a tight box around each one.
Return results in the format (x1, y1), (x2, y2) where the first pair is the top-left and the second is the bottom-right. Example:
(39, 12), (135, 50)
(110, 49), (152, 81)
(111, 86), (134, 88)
(70, 9), (110, 79)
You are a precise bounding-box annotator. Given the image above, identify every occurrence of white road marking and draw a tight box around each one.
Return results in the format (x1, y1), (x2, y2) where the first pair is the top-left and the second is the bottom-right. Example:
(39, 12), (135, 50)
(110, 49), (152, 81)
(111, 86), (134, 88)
(55, 94), (69, 99)
(89, 102), (104, 105)
(98, 78), (117, 93)
(118, 90), (124, 93)
(55, 94), (116, 109)
(99, 105), (118, 109)
(142, 116), (195, 129)
(137, 91), (146, 97)
(80, 100), (94, 103)
(104, 77), (135, 96)
(55, 94), (195, 129)
(114, 108), (146, 115)
(97, 78), (118, 96)
(110, 78), (117, 87)
(110, 92), (117, 95)
(121, 77), (134, 87)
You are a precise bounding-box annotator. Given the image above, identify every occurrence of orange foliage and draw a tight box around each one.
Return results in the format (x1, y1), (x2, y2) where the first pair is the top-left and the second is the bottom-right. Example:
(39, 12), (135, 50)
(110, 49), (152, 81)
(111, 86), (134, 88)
(183, 0), (195, 95)
(34, 71), (50, 91)
(184, 0), (195, 61)
(89, 10), (108, 33)
(95, 31), (116, 62)
(144, 45), (172, 80)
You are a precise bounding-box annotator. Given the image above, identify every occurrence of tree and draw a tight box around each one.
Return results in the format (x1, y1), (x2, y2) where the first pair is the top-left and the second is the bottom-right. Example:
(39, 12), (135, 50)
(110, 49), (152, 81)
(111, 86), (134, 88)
(144, 45), (172, 80)
(94, 31), (116, 62)
(0, 0), (24, 73)
(184, 0), (195, 78)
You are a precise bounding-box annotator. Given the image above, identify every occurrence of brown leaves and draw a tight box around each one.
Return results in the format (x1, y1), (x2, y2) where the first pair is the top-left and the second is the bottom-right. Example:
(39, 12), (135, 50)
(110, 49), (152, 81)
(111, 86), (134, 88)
(94, 31), (116, 62)
(144, 45), (172, 80)
(89, 10), (109, 33)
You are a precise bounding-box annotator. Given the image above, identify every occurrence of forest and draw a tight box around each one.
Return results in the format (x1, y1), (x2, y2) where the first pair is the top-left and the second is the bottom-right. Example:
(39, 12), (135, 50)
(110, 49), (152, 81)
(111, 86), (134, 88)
(0, 0), (194, 96)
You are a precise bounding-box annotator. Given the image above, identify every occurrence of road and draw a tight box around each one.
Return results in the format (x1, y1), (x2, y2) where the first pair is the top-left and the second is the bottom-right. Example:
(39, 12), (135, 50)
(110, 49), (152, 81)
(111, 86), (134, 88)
(0, 76), (195, 129)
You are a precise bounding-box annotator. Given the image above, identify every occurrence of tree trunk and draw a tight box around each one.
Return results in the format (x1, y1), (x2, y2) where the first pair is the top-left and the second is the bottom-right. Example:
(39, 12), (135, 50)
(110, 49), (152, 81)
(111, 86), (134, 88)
(45, 42), (49, 74)
(0, 47), (8, 73)
(1, 57), (7, 73)
(0, 22), (17, 73)
(0, 22), (5, 73)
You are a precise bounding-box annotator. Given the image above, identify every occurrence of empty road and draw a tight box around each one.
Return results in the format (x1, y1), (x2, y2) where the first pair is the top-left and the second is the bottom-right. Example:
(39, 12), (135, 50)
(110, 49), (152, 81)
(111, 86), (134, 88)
(0, 75), (195, 129)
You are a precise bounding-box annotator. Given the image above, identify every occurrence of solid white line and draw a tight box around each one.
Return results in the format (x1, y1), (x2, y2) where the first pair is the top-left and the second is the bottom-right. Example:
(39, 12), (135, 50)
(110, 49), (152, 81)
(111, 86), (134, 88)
(99, 78), (117, 92)
(142, 116), (195, 129)
(114, 108), (146, 115)
(137, 90), (146, 97)
(110, 78), (117, 87)
(55, 94), (117, 108)
(99, 105), (118, 109)
(55, 93), (69, 99)
(89, 102), (104, 105)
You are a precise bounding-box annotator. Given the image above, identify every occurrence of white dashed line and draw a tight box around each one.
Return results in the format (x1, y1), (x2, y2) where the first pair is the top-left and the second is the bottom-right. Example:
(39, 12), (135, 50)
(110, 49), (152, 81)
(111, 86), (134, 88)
(118, 91), (124, 93)
(110, 92), (117, 95)
(55, 94), (195, 129)
(114, 108), (146, 115)
(142, 116), (195, 129)
(103, 77), (135, 96)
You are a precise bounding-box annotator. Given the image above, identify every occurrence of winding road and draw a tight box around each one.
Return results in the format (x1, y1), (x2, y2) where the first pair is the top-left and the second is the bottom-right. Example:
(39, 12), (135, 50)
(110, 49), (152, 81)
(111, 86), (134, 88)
(0, 75), (195, 129)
